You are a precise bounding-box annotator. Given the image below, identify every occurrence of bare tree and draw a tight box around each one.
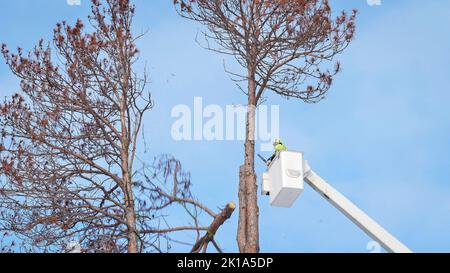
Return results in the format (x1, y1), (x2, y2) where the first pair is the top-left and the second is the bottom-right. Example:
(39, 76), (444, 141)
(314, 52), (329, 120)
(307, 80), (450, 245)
(0, 0), (233, 253)
(174, 0), (357, 252)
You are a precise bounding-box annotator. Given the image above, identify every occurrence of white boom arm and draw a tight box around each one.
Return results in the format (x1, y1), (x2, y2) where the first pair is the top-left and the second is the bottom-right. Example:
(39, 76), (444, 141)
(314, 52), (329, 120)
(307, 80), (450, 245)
(302, 160), (412, 253)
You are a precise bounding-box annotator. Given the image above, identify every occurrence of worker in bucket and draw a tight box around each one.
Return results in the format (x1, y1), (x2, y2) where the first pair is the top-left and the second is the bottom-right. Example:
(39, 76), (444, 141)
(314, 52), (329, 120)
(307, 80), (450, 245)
(266, 138), (287, 167)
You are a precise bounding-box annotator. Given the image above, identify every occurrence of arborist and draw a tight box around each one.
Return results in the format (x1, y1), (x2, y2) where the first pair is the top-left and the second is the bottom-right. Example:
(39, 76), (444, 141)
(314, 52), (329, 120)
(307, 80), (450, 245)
(266, 138), (287, 167)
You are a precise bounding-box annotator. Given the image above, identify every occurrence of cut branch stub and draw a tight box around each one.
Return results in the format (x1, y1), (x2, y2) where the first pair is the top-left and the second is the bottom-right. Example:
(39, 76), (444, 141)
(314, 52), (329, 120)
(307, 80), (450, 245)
(191, 202), (236, 253)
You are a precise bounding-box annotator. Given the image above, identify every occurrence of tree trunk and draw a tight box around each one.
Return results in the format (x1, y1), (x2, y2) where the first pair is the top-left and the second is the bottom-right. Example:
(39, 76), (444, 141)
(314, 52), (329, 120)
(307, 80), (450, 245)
(123, 156), (139, 253)
(119, 91), (139, 253)
(125, 198), (139, 253)
(237, 68), (260, 253)
(237, 165), (248, 252)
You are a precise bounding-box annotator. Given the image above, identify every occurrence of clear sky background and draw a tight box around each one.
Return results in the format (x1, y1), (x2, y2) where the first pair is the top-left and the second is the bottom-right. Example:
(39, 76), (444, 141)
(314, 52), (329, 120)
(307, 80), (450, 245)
(1, 0), (450, 253)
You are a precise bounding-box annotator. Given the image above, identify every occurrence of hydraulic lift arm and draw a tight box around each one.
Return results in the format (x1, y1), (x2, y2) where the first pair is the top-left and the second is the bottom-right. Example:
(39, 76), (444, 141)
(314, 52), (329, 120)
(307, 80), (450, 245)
(302, 160), (412, 253)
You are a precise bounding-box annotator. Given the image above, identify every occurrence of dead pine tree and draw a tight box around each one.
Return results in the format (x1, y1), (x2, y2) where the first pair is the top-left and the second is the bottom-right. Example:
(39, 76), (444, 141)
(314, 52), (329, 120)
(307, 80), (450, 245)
(174, 0), (357, 253)
(0, 0), (233, 253)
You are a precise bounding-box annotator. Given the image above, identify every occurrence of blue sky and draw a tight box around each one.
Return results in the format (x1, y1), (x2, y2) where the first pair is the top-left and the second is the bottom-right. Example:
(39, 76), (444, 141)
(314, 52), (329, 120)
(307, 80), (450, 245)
(1, 0), (450, 253)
